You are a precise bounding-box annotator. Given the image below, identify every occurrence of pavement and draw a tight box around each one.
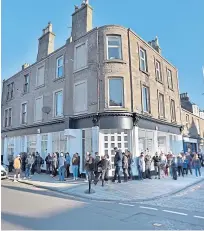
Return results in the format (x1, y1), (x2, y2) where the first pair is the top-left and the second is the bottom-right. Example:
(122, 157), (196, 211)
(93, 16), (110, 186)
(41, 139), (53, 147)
(1, 180), (204, 230)
(7, 168), (204, 202)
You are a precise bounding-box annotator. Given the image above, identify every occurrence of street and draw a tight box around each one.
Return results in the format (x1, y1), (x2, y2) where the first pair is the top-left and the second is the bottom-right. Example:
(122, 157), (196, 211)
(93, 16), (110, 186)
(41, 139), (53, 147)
(1, 179), (204, 230)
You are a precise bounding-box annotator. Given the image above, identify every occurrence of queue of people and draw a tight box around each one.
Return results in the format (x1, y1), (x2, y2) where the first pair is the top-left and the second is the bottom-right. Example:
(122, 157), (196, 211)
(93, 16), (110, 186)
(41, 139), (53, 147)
(137, 149), (203, 180)
(10, 147), (203, 183)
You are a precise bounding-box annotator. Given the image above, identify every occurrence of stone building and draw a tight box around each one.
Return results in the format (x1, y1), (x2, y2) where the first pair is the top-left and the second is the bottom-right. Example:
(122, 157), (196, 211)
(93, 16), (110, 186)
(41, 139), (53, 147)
(180, 93), (204, 153)
(1, 1), (183, 175)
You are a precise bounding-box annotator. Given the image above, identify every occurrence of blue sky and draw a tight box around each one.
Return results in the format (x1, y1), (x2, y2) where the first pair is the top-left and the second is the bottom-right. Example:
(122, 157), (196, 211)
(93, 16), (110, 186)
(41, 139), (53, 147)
(2, 0), (204, 108)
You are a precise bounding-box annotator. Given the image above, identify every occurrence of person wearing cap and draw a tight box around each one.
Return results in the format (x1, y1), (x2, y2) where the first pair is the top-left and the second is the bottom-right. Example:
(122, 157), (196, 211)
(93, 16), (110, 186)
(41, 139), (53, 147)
(58, 152), (66, 181)
(13, 154), (21, 182)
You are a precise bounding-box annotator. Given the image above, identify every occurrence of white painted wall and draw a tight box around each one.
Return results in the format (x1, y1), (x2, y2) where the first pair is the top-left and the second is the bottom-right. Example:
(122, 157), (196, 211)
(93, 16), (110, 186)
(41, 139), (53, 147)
(92, 126), (99, 155)
(66, 129), (82, 173)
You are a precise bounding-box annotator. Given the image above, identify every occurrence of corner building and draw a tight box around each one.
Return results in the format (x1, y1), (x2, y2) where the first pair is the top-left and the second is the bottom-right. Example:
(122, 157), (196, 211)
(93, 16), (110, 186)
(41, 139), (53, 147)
(1, 2), (183, 176)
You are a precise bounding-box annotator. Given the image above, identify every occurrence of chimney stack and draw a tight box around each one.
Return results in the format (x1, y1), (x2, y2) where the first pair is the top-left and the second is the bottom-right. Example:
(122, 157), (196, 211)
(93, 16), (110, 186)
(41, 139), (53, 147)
(148, 36), (161, 54)
(71, 1), (93, 41)
(22, 63), (30, 70)
(37, 22), (55, 61)
(180, 93), (189, 101)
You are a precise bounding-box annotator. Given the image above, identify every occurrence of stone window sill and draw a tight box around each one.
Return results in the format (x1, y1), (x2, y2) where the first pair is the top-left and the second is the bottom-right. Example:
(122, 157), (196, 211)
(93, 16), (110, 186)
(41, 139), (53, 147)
(35, 84), (45, 90)
(73, 66), (88, 74)
(104, 59), (127, 64)
(53, 77), (65, 83)
(156, 78), (163, 84)
(105, 107), (129, 111)
(140, 69), (150, 76)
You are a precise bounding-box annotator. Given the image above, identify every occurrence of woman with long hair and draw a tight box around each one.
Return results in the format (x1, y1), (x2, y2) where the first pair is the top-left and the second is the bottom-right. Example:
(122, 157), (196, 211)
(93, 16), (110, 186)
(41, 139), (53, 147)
(192, 154), (201, 177)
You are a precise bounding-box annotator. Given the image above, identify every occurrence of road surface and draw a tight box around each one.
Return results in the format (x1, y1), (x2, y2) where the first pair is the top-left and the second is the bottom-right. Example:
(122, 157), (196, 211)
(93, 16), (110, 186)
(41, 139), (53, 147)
(1, 179), (204, 230)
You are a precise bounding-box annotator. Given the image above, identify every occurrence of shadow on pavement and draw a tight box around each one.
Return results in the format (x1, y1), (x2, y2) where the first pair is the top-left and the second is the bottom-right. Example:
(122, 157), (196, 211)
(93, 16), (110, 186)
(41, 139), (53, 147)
(1, 184), (84, 203)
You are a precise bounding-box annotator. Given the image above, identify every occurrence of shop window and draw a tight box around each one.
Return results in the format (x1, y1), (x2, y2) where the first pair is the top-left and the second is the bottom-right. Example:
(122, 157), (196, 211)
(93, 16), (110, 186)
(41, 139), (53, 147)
(104, 136), (108, 141)
(41, 134), (48, 160)
(7, 137), (14, 157)
(52, 132), (67, 153)
(139, 129), (154, 154)
(27, 135), (37, 154)
(20, 136), (26, 152)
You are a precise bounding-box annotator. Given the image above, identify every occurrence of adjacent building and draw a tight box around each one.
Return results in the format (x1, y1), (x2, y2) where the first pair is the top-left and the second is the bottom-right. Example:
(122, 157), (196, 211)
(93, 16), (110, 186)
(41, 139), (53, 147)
(1, 1), (184, 176)
(180, 93), (204, 153)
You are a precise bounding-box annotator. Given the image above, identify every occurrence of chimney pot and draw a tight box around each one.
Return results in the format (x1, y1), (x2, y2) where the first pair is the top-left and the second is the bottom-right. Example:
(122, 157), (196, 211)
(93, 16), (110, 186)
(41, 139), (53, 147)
(22, 63), (30, 70)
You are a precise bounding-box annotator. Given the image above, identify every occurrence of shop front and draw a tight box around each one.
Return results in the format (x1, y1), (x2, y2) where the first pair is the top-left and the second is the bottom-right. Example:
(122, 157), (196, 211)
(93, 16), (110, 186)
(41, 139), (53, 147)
(183, 137), (198, 153)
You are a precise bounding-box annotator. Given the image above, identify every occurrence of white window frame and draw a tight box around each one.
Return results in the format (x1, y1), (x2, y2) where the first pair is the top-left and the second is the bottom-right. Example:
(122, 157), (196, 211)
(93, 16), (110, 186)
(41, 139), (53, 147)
(196, 119), (200, 134)
(142, 86), (150, 113)
(4, 107), (12, 127)
(106, 35), (122, 60)
(139, 47), (147, 72)
(158, 93), (165, 118)
(170, 99), (176, 122)
(20, 101), (28, 125)
(73, 80), (88, 114)
(108, 77), (124, 108)
(56, 56), (64, 78)
(53, 89), (64, 118)
(167, 69), (173, 89)
(6, 82), (14, 100)
(34, 95), (43, 122)
(24, 74), (29, 93)
(186, 114), (190, 129)
(155, 60), (162, 82)
(36, 65), (45, 87)
(74, 41), (88, 72)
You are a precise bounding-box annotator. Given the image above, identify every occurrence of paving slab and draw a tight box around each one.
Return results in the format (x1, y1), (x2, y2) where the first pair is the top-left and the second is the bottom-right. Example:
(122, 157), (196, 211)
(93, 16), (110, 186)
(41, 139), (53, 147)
(6, 169), (204, 202)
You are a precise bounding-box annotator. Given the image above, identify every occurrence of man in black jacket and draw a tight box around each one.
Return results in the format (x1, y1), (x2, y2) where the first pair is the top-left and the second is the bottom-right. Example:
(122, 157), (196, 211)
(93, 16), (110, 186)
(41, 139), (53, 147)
(152, 152), (161, 179)
(112, 147), (122, 183)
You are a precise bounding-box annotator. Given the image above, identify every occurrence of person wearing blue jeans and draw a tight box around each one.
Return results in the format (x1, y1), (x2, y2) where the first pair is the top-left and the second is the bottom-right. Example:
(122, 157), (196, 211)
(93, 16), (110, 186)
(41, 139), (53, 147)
(24, 154), (34, 179)
(192, 154), (201, 177)
(58, 153), (66, 181)
(25, 164), (31, 178)
(72, 153), (80, 180)
(59, 166), (65, 181)
(72, 165), (79, 180)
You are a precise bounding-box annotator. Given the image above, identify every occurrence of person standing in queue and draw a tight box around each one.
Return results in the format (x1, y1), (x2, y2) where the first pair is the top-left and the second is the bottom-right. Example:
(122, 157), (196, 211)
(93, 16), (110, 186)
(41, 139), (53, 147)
(112, 147), (122, 183)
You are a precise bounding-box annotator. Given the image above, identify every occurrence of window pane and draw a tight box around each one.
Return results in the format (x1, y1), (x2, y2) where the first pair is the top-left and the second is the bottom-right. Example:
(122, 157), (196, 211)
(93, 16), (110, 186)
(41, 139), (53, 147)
(108, 37), (120, 46)
(140, 48), (147, 72)
(58, 57), (63, 67)
(167, 70), (173, 89)
(75, 43), (86, 70)
(55, 91), (63, 116)
(142, 86), (150, 112)
(140, 49), (145, 59)
(37, 66), (45, 86)
(35, 97), (43, 121)
(159, 94), (164, 117)
(108, 47), (121, 60)
(57, 66), (63, 78)
(107, 36), (121, 60)
(109, 78), (123, 107)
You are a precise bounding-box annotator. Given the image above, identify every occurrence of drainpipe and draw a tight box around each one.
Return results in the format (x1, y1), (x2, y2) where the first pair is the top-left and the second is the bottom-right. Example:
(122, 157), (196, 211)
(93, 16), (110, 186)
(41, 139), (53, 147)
(127, 28), (133, 112)
(96, 28), (100, 113)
